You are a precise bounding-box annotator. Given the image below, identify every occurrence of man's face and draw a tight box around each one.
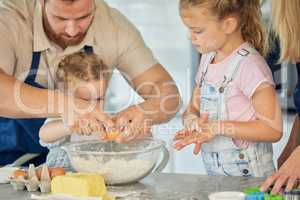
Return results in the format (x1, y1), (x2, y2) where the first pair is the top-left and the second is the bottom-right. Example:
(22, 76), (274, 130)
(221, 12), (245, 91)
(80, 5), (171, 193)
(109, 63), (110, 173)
(41, 0), (95, 48)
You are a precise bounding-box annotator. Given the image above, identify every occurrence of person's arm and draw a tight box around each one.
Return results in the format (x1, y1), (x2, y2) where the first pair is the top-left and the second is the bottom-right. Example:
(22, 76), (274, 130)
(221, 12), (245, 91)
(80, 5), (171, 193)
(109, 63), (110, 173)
(112, 9), (181, 124)
(174, 83), (283, 152)
(278, 116), (300, 168)
(131, 63), (181, 124)
(182, 86), (200, 125)
(110, 10), (181, 142)
(0, 69), (61, 118)
(39, 119), (71, 143)
(212, 83), (283, 142)
(0, 69), (113, 127)
(112, 63), (181, 142)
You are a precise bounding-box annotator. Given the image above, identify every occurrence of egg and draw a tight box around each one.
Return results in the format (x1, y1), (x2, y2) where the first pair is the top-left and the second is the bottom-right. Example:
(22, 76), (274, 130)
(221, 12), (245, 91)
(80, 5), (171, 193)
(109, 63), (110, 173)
(12, 170), (27, 178)
(50, 168), (66, 179)
(106, 131), (120, 141)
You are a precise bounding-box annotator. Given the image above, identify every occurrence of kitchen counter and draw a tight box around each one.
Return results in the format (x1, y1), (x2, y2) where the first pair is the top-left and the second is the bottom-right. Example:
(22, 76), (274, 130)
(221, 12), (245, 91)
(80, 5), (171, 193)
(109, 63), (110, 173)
(0, 173), (264, 200)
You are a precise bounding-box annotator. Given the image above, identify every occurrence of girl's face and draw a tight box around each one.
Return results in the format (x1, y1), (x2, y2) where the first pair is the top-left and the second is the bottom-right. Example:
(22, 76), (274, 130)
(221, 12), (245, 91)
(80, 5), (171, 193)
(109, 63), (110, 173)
(180, 6), (228, 54)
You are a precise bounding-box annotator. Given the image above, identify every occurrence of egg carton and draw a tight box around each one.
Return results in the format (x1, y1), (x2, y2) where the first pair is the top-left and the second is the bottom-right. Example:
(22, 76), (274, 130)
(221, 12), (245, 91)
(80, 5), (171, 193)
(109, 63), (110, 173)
(9, 164), (51, 193)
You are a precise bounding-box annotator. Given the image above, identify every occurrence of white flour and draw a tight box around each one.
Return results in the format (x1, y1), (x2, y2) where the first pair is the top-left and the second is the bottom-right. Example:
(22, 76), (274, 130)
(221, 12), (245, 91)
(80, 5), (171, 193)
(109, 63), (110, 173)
(71, 156), (155, 184)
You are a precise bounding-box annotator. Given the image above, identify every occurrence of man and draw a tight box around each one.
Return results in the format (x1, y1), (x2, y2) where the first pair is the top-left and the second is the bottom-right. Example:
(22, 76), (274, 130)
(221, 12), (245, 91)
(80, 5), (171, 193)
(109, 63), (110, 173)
(0, 0), (180, 165)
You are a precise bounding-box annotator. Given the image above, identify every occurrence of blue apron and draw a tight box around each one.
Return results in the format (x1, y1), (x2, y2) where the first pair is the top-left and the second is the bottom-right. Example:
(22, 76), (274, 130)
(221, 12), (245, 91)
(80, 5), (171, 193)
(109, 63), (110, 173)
(0, 46), (94, 166)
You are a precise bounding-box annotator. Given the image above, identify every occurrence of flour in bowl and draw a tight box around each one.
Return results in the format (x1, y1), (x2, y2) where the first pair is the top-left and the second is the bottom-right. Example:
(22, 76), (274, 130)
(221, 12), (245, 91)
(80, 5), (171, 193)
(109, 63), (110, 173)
(71, 156), (155, 184)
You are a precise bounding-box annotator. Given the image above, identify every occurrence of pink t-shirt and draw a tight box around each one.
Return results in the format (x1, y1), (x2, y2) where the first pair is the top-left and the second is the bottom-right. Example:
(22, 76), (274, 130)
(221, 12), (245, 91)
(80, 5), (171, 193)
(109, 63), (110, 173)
(195, 43), (275, 147)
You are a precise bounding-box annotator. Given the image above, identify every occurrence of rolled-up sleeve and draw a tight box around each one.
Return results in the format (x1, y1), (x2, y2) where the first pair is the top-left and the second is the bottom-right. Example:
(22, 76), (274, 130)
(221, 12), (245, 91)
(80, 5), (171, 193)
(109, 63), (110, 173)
(0, 17), (16, 75)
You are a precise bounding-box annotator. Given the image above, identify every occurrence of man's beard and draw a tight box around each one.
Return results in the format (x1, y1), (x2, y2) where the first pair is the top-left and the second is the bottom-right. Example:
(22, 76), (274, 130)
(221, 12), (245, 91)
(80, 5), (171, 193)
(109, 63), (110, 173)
(42, 13), (87, 49)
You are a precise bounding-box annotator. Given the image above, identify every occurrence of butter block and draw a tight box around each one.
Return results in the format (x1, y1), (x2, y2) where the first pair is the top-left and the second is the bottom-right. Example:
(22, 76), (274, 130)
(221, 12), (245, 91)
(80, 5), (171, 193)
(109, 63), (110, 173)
(51, 173), (107, 197)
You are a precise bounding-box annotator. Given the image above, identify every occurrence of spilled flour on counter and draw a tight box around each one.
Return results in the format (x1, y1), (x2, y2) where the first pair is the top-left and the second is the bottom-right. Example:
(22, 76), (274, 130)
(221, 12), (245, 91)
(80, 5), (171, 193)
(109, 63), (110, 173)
(71, 156), (155, 184)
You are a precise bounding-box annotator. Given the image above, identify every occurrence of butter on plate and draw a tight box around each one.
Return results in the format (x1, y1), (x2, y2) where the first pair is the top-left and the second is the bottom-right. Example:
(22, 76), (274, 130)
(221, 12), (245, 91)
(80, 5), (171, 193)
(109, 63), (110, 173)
(51, 173), (113, 200)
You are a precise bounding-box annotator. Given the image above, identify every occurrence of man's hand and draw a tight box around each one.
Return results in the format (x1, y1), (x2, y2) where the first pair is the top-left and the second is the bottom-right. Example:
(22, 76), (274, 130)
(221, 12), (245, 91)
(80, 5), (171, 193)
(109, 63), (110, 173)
(112, 105), (152, 142)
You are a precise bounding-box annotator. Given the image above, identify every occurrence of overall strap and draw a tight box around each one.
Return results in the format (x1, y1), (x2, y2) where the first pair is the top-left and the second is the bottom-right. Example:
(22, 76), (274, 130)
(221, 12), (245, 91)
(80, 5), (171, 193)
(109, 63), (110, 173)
(24, 51), (41, 85)
(224, 48), (252, 85)
(199, 52), (216, 87)
(219, 46), (257, 120)
(83, 45), (94, 54)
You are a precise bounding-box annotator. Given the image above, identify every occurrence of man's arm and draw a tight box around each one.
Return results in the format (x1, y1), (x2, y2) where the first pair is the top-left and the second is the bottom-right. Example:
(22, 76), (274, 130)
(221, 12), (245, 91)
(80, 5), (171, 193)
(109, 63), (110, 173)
(131, 63), (181, 124)
(0, 69), (61, 118)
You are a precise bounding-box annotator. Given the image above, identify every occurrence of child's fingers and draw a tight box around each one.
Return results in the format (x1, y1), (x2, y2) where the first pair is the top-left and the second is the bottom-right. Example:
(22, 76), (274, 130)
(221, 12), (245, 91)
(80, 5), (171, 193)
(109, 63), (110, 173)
(91, 123), (99, 134)
(81, 127), (91, 136)
(88, 117), (101, 132)
(174, 134), (206, 151)
(183, 114), (198, 130)
(77, 129), (84, 135)
(193, 143), (202, 155)
(174, 137), (193, 150)
(173, 129), (190, 141)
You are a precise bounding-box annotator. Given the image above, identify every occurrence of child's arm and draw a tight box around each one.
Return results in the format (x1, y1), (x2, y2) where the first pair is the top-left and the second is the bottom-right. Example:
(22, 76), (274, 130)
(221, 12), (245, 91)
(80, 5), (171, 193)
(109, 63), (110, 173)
(213, 83), (283, 142)
(174, 83), (283, 152)
(39, 119), (71, 143)
(183, 87), (201, 125)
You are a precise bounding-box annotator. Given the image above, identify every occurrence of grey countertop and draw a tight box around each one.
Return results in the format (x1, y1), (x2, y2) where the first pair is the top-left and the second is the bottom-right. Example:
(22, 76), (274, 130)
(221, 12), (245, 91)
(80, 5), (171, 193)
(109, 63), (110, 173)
(0, 173), (264, 200)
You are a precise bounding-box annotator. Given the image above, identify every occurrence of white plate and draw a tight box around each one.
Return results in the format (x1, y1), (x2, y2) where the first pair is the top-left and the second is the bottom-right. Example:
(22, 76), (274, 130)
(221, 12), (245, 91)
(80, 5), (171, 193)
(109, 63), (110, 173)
(0, 167), (19, 184)
(209, 191), (246, 200)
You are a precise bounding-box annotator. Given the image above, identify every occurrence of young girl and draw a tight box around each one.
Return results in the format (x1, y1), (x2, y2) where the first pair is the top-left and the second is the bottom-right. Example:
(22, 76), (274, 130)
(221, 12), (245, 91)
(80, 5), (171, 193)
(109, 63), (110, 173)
(174, 0), (283, 177)
(39, 52), (109, 169)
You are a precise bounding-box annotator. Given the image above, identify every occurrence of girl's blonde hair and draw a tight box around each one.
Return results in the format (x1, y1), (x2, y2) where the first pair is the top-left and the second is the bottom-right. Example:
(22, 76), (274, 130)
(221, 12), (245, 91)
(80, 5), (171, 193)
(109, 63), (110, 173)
(271, 0), (300, 63)
(56, 52), (108, 88)
(180, 0), (268, 57)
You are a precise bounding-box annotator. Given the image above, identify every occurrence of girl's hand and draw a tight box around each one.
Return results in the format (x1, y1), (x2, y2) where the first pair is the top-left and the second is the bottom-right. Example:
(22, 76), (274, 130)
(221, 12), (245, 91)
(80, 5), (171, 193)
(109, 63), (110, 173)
(178, 113), (211, 154)
(173, 120), (217, 155)
(261, 146), (300, 194)
(183, 113), (209, 132)
(183, 113), (198, 130)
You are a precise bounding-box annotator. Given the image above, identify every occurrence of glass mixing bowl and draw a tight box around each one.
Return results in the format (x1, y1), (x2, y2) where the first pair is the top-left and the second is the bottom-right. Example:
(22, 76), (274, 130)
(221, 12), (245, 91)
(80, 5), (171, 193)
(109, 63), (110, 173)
(61, 137), (169, 185)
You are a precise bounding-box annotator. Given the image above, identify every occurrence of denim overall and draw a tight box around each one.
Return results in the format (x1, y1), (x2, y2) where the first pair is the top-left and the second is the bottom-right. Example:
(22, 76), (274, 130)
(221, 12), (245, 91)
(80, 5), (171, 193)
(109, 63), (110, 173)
(0, 46), (94, 166)
(199, 47), (275, 177)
